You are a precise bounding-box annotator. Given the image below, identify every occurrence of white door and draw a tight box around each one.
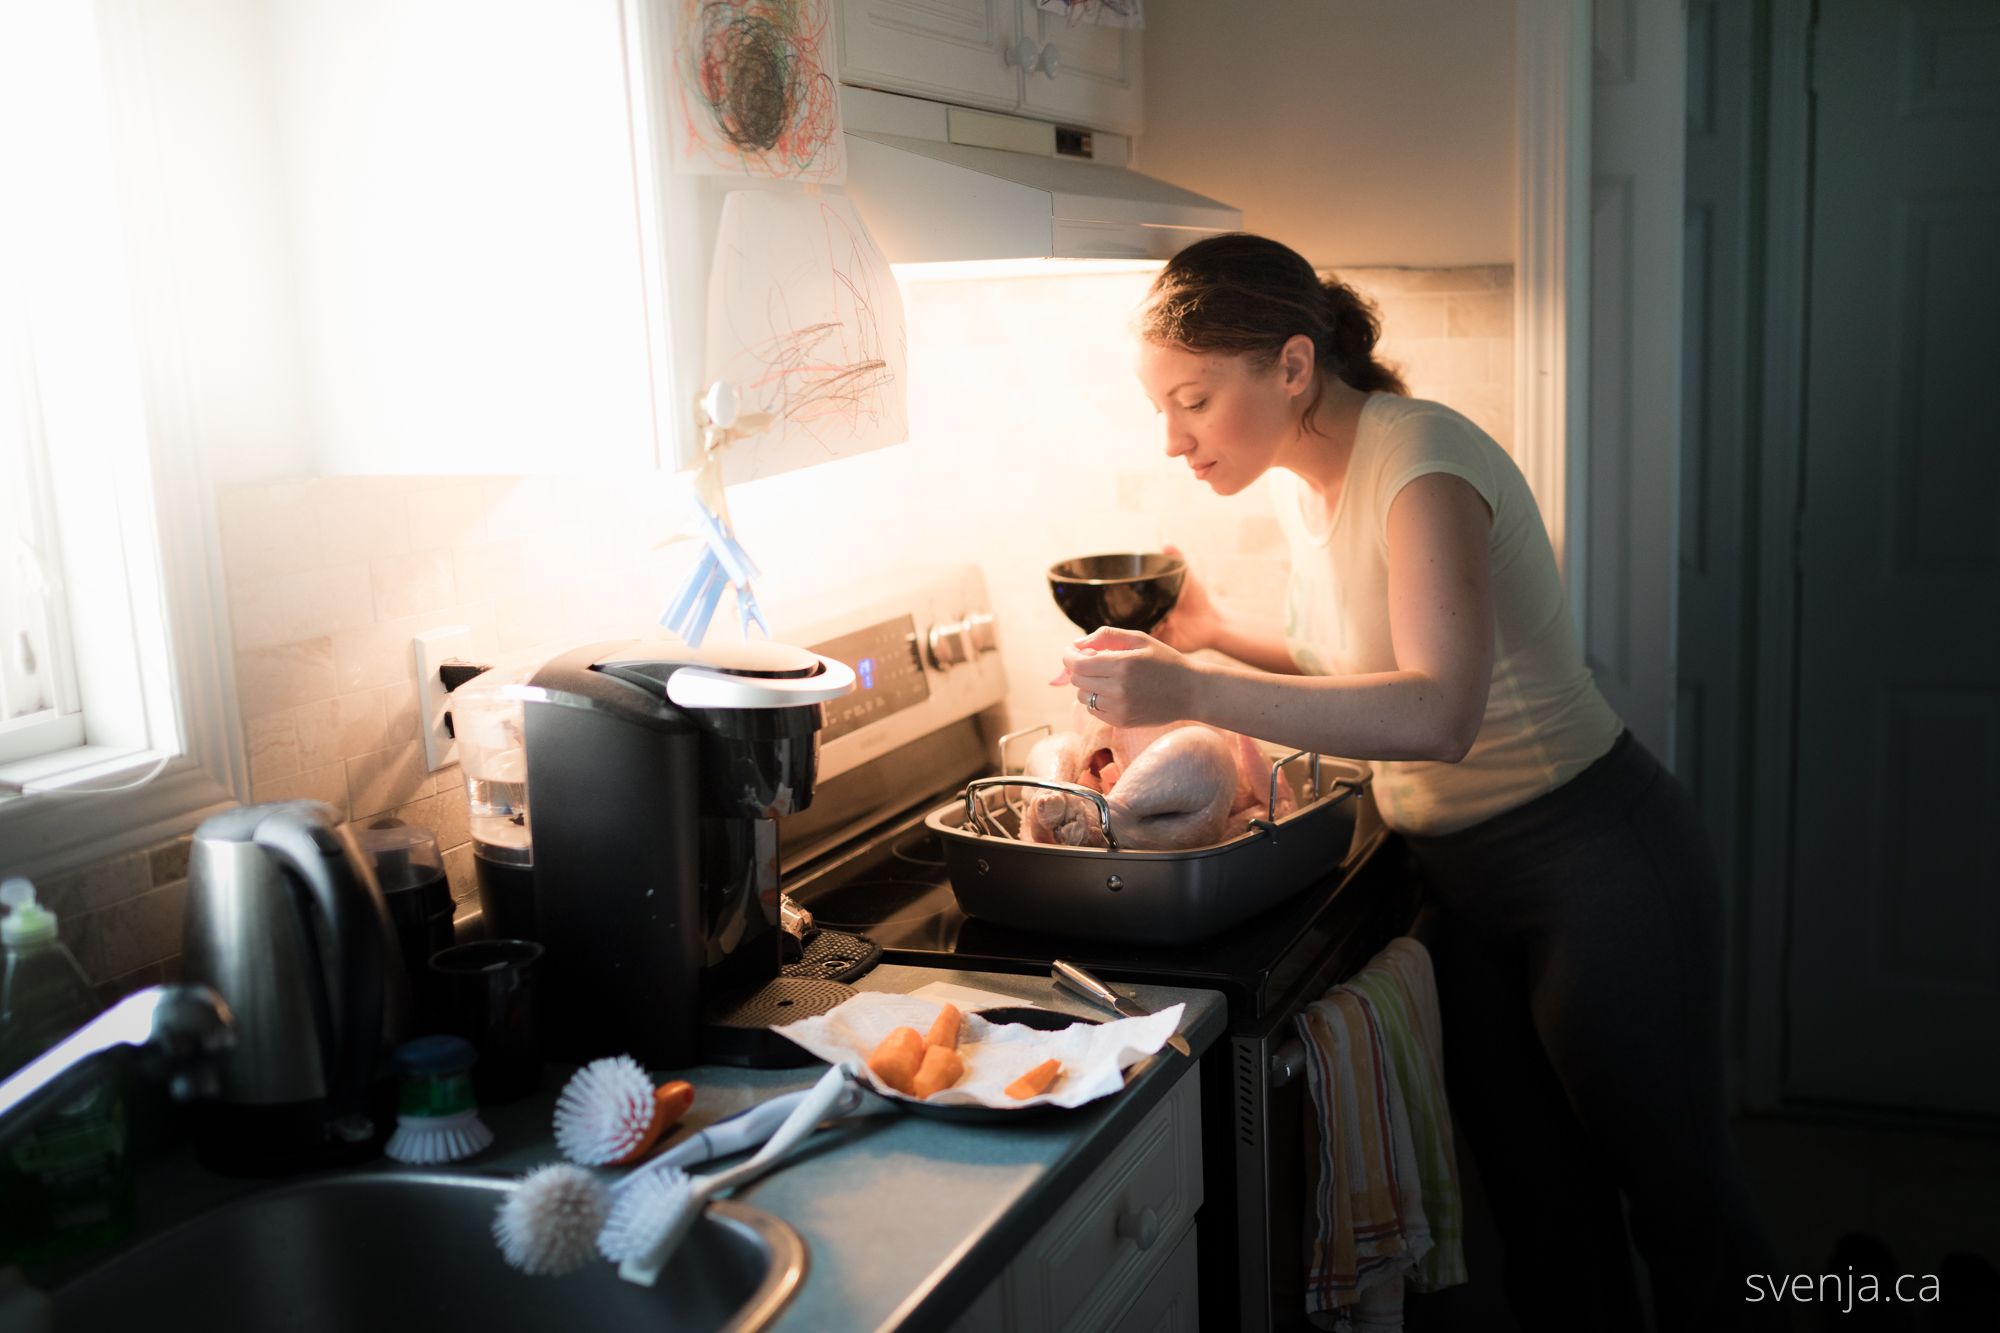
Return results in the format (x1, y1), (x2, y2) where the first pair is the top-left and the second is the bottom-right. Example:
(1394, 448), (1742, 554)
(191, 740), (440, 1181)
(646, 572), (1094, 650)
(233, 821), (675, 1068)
(836, 0), (1021, 113)
(1586, 0), (1686, 765)
(1015, 1), (1142, 136)
(1782, 0), (2000, 1114)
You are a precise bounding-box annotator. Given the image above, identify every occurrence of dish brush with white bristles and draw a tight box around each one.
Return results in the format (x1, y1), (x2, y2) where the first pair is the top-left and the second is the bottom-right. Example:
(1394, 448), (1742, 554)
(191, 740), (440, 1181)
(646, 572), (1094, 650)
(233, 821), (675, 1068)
(553, 1055), (693, 1166)
(384, 1107), (494, 1165)
(494, 1064), (894, 1279)
(613, 1063), (875, 1286)
(493, 1163), (612, 1276)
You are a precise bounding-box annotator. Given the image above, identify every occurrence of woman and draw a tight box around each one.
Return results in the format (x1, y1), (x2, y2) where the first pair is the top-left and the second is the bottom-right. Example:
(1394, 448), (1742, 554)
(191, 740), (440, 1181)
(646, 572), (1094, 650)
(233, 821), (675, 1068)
(1061, 234), (1777, 1330)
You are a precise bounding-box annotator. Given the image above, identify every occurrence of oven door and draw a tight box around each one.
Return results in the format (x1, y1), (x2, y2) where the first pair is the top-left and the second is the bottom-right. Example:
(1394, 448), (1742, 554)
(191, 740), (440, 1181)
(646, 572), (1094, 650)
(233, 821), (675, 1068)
(1200, 833), (1417, 1332)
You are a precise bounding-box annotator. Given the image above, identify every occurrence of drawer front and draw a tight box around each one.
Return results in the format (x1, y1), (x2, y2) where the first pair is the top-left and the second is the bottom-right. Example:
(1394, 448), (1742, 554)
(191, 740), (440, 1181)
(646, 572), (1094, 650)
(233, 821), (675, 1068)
(1108, 1223), (1199, 1333)
(1007, 1062), (1203, 1333)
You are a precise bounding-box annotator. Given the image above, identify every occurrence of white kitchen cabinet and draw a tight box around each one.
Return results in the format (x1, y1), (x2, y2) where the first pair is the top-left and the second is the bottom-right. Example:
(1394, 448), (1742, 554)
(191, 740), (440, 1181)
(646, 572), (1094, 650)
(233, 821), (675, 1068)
(1107, 1223), (1200, 1333)
(836, 0), (1022, 114)
(950, 1059), (1202, 1332)
(836, 0), (1142, 137)
(1014, 1), (1143, 137)
(268, 0), (666, 476)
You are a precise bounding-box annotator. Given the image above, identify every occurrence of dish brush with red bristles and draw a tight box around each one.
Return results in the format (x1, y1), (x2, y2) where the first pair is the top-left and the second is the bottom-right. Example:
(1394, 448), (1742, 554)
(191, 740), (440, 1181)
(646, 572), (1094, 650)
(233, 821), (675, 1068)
(552, 1055), (695, 1167)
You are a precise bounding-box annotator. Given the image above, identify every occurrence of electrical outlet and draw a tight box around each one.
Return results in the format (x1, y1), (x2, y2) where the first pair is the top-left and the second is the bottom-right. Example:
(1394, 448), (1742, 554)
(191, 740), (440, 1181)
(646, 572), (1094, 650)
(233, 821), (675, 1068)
(413, 626), (475, 772)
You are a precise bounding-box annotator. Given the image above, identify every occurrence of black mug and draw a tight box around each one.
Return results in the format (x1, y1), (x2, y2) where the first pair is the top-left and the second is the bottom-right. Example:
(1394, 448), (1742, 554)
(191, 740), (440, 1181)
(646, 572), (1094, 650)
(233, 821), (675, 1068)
(429, 940), (543, 1105)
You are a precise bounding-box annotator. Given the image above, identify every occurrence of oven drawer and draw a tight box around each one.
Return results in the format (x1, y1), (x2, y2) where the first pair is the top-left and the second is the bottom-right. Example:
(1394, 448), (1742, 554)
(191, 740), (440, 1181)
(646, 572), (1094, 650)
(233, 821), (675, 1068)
(952, 1062), (1204, 1333)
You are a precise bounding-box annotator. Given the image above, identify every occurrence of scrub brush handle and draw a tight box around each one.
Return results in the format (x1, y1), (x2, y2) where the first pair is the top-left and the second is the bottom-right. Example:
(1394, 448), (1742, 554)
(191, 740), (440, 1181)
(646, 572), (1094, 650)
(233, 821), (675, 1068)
(613, 1087), (813, 1190)
(718, 1062), (860, 1187)
(617, 1064), (863, 1286)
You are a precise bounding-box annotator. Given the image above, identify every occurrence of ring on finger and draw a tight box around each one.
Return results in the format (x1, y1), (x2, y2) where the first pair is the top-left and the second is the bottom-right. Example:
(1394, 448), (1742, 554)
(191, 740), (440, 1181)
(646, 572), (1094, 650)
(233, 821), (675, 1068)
(1087, 691), (1099, 712)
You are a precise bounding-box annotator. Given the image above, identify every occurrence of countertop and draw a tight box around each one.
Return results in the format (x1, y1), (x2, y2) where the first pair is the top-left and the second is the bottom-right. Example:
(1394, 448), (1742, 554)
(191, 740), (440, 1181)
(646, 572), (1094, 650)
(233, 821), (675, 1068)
(94, 964), (1228, 1333)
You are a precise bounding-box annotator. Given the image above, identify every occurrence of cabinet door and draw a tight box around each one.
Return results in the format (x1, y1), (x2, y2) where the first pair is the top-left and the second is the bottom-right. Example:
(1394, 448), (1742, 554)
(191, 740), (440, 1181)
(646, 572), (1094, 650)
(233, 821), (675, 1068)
(837, 0), (1021, 112)
(1015, 1), (1142, 136)
(1108, 1224), (1199, 1333)
(274, 0), (657, 475)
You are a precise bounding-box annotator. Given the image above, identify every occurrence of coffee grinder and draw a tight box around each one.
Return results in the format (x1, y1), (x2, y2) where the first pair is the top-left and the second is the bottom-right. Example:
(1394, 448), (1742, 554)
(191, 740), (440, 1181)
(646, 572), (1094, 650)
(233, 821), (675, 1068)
(451, 638), (855, 1069)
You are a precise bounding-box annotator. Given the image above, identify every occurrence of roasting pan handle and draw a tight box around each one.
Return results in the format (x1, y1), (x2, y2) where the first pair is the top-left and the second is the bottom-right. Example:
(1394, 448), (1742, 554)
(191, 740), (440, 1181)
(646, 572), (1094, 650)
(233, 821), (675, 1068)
(1265, 749), (1324, 823)
(962, 777), (1120, 853)
(996, 722), (1053, 776)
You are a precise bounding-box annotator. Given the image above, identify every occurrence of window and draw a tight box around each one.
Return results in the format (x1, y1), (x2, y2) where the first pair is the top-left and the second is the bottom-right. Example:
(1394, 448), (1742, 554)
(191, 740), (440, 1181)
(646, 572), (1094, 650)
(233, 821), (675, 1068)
(0, 352), (82, 767)
(0, 0), (241, 875)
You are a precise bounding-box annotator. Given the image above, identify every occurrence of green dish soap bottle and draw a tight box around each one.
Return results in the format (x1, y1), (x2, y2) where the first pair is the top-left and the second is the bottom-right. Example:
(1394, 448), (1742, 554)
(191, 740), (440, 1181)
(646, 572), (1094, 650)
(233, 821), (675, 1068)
(0, 877), (133, 1265)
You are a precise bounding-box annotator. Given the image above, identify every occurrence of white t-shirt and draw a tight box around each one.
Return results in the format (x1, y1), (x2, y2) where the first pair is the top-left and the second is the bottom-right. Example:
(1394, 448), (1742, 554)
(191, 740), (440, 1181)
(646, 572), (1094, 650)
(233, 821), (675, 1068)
(1270, 393), (1622, 835)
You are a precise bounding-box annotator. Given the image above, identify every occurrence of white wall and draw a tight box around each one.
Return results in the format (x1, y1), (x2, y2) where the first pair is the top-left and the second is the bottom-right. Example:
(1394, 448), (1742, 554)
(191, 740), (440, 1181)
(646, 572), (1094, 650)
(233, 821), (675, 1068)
(108, 0), (312, 486)
(1137, 0), (1516, 268)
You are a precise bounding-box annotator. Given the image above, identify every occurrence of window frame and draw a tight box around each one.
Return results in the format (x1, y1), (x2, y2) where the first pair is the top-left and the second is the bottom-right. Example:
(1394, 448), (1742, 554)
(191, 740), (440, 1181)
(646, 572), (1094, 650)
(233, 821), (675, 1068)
(0, 342), (86, 766)
(0, 0), (244, 878)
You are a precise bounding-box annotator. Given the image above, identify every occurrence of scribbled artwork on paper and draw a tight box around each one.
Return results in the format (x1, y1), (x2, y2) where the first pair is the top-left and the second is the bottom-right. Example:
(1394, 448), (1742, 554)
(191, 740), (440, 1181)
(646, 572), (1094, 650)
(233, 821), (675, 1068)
(670, 0), (844, 181)
(705, 190), (907, 483)
(1034, 0), (1145, 28)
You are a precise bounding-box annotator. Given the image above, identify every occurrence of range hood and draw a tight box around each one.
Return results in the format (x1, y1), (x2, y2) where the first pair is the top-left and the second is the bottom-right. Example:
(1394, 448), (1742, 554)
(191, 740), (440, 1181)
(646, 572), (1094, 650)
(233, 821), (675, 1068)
(840, 88), (1242, 264)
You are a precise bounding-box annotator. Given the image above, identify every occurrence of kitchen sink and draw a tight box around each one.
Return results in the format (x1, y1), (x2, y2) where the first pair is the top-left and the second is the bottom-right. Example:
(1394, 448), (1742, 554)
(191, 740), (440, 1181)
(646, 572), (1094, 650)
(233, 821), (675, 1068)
(53, 1171), (807, 1333)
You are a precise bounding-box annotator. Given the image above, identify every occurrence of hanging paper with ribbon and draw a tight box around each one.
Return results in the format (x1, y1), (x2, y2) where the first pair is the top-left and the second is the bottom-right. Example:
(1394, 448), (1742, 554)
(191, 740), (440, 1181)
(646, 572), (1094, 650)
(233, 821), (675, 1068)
(704, 189), (908, 485)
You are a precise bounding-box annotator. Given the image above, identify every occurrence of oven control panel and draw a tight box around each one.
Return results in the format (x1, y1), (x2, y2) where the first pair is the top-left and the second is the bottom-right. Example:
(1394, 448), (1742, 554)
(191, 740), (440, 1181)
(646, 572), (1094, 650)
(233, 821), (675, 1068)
(754, 563), (1005, 781)
(813, 614), (931, 743)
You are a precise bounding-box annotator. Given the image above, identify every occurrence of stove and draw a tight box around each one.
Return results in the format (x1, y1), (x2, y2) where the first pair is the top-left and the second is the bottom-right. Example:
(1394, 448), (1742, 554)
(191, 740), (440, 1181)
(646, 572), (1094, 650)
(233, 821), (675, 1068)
(762, 564), (1417, 1331)
(790, 797), (1390, 1025)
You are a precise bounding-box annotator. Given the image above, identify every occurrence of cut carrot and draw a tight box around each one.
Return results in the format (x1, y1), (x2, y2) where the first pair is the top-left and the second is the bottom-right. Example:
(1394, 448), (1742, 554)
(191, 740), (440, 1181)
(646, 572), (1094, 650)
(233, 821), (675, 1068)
(1005, 1058), (1063, 1100)
(867, 1027), (925, 1095)
(922, 1003), (962, 1051)
(912, 1045), (966, 1099)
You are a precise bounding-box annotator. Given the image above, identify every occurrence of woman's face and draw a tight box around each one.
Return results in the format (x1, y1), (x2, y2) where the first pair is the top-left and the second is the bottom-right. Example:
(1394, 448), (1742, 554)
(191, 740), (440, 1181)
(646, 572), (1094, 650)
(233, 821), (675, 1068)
(1135, 340), (1308, 497)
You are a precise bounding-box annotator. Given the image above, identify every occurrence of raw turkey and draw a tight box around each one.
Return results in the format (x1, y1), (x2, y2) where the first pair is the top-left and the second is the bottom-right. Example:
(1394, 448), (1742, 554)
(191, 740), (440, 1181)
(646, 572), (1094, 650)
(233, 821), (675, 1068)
(1017, 704), (1300, 851)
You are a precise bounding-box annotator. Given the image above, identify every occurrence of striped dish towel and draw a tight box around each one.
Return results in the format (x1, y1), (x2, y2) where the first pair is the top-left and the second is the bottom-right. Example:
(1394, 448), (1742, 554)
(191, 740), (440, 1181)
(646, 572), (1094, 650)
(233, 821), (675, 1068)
(1344, 938), (1467, 1292)
(1295, 936), (1466, 1327)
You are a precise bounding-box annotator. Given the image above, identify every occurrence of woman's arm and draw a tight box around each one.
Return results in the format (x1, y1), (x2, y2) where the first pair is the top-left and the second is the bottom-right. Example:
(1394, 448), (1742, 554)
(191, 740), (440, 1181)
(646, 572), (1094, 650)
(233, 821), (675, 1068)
(1204, 621), (1304, 677)
(1064, 474), (1495, 762)
(1149, 545), (1303, 675)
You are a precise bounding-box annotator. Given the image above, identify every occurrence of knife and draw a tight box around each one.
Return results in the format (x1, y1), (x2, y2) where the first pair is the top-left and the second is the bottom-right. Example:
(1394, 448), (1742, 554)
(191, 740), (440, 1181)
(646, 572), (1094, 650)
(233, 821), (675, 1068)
(1052, 959), (1192, 1057)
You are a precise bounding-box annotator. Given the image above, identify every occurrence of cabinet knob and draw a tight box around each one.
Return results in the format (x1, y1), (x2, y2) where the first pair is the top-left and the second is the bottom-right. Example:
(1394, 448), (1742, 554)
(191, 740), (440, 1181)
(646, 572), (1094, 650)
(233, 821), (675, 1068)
(1037, 42), (1061, 78)
(1116, 1204), (1160, 1251)
(1005, 36), (1041, 70)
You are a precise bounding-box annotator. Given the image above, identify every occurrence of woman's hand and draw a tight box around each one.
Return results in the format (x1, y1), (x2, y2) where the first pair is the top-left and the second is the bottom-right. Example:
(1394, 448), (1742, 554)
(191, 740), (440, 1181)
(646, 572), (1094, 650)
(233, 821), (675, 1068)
(1150, 544), (1224, 654)
(1055, 628), (1204, 728)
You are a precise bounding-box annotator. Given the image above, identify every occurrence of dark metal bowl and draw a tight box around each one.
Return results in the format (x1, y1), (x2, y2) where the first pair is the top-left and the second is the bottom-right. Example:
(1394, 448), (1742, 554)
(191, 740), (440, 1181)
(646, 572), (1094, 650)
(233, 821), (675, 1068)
(1046, 552), (1187, 634)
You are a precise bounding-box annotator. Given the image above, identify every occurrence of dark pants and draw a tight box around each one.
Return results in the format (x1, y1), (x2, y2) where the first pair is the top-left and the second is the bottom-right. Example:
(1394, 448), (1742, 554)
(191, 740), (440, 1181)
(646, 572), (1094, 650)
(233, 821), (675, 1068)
(1403, 730), (1780, 1331)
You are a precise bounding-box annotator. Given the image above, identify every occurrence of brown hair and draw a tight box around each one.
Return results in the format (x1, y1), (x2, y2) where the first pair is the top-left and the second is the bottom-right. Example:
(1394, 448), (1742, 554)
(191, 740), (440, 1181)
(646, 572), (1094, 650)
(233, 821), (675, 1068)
(1139, 233), (1407, 435)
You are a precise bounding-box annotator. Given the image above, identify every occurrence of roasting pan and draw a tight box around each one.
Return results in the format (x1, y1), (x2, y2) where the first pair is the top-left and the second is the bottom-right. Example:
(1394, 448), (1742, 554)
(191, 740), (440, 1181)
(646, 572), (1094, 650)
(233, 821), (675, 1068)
(922, 748), (1372, 944)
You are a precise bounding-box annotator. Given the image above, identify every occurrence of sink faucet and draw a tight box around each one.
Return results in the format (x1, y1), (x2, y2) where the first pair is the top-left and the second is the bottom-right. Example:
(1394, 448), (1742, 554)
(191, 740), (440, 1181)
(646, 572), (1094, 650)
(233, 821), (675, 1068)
(0, 984), (235, 1151)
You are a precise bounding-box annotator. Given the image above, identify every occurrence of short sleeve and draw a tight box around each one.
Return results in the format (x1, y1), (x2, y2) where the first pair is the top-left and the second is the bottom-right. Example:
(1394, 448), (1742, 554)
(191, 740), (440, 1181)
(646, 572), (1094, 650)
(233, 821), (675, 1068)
(1370, 407), (1500, 545)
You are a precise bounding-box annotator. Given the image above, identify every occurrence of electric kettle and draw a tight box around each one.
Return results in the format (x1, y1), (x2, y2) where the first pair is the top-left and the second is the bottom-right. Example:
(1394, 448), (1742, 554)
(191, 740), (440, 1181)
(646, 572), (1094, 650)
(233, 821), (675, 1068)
(181, 800), (408, 1174)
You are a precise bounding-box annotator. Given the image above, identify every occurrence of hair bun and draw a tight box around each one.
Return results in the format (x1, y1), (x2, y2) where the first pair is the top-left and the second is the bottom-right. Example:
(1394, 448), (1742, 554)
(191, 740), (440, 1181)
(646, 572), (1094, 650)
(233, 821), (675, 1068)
(1318, 278), (1401, 394)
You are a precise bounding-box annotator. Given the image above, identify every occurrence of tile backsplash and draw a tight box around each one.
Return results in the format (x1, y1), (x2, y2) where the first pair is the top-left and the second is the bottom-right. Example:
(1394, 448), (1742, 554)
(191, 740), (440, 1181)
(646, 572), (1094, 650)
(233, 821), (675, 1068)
(50, 263), (1512, 995)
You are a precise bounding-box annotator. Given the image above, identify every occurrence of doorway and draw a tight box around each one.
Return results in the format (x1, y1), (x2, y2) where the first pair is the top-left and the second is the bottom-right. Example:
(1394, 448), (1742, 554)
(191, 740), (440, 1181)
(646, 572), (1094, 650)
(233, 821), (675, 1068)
(1683, 0), (2000, 1119)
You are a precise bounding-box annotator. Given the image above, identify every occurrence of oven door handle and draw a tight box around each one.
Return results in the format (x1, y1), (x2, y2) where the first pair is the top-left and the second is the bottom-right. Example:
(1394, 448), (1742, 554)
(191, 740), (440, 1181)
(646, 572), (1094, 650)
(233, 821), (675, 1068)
(1270, 1038), (1308, 1089)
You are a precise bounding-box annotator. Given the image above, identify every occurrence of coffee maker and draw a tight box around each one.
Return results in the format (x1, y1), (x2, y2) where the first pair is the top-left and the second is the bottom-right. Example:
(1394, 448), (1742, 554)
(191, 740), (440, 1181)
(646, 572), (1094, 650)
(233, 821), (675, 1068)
(452, 636), (854, 1069)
